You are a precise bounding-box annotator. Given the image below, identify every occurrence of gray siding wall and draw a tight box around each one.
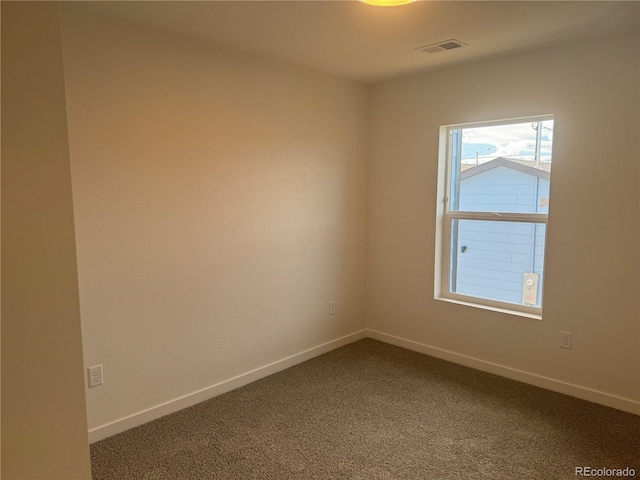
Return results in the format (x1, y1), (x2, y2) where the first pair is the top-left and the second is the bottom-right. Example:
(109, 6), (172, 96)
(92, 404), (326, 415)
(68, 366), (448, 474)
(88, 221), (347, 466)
(454, 166), (549, 305)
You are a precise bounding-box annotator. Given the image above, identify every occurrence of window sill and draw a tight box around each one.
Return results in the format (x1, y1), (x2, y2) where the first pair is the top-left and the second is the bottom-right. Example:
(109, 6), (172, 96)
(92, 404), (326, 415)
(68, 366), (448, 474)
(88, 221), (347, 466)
(436, 296), (542, 321)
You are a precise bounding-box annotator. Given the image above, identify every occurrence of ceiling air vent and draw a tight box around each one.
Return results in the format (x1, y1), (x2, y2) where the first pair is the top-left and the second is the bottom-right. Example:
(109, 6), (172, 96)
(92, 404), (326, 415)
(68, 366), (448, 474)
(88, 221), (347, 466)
(416, 39), (467, 54)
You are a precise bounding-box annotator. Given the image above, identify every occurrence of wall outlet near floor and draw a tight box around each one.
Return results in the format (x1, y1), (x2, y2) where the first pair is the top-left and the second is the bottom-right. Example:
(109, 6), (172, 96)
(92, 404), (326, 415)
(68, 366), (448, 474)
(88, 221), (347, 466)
(559, 331), (572, 349)
(88, 365), (104, 388)
(329, 300), (336, 316)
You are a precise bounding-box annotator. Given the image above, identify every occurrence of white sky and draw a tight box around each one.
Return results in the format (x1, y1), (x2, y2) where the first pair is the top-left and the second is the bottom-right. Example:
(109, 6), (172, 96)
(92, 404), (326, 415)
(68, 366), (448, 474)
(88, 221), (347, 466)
(461, 120), (554, 163)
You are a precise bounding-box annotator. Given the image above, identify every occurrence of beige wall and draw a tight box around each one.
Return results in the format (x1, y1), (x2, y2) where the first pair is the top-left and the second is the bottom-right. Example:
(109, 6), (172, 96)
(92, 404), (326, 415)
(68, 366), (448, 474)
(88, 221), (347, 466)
(4, 6), (636, 470)
(368, 31), (640, 404)
(1, 2), (91, 479)
(61, 6), (369, 433)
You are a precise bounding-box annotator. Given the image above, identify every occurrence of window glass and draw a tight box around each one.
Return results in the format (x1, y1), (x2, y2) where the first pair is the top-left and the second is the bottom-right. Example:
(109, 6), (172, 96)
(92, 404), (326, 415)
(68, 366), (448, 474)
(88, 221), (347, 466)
(450, 120), (553, 214)
(438, 116), (553, 314)
(450, 220), (546, 307)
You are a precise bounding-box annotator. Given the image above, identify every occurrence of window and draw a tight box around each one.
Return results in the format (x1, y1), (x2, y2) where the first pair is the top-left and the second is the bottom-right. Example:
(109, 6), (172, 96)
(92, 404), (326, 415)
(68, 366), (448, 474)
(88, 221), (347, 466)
(435, 116), (554, 317)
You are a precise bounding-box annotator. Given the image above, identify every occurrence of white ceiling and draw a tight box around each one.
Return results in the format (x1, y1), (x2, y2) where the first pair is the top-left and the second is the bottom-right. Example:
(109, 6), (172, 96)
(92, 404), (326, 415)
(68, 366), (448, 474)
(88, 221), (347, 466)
(73, 1), (640, 83)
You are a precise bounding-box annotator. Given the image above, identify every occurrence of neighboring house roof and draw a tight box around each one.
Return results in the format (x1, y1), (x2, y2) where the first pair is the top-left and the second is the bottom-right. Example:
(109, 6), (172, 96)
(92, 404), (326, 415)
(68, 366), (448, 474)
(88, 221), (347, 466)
(460, 157), (551, 181)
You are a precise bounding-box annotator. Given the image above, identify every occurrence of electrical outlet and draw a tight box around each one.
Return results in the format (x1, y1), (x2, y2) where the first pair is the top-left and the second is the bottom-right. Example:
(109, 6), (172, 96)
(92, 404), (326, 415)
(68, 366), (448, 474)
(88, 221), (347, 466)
(329, 301), (336, 316)
(88, 365), (104, 388)
(560, 331), (572, 349)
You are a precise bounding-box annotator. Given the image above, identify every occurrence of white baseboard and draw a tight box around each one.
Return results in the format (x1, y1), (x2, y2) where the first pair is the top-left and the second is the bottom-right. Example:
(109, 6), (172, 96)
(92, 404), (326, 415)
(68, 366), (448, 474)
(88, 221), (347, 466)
(89, 327), (638, 443)
(88, 330), (367, 443)
(366, 329), (640, 416)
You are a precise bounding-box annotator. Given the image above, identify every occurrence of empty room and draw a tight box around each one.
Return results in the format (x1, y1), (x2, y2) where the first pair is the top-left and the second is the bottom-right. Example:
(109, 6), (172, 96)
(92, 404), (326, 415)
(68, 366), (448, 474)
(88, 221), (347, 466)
(2, 1), (639, 479)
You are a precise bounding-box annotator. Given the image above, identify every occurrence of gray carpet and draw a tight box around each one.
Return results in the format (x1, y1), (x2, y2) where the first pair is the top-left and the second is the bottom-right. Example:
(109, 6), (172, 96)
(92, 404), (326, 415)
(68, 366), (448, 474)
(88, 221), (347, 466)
(91, 339), (640, 479)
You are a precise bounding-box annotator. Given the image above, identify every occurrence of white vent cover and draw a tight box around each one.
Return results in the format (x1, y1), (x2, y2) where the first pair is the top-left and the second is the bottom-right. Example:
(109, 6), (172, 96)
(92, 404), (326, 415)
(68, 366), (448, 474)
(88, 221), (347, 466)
(416, 39), (468, 54)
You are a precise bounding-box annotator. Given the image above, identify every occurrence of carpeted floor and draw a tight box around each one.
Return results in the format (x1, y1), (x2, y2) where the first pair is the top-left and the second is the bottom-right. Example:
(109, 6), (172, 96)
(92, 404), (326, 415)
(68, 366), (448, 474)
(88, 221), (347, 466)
(91, 339), (640, 479)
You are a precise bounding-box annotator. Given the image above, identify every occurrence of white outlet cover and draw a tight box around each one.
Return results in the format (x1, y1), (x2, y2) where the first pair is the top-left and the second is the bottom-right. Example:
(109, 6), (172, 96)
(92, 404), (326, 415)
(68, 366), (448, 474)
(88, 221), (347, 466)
(560, 331), (572, 349)
(88, 365), (104, 387)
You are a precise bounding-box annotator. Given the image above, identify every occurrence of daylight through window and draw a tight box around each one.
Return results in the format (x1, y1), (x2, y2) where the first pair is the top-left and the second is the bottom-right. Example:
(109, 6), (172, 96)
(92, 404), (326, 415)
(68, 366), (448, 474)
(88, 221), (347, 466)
(436, 116), (554, 316)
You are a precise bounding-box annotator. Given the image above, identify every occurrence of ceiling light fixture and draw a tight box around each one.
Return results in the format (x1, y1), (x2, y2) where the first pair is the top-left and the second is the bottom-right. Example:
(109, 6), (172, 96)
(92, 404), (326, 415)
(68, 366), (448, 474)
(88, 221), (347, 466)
(360, 0), (415, 6)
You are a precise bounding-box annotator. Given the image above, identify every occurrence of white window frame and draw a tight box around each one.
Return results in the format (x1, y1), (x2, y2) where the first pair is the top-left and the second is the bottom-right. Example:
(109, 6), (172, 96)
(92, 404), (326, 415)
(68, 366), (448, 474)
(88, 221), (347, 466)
(434, 115), (553, 319)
